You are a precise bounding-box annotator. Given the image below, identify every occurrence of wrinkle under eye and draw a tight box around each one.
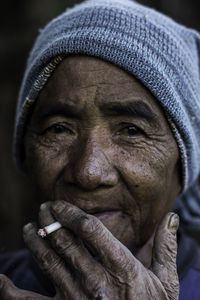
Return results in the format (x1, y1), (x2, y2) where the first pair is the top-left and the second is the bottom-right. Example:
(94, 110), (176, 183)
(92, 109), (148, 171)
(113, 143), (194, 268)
(45, 124), (73, 135)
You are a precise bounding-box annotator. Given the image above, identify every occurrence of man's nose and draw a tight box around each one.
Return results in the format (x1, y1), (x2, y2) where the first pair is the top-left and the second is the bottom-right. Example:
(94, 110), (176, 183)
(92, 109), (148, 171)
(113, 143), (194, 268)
(71, 140), (118, 190)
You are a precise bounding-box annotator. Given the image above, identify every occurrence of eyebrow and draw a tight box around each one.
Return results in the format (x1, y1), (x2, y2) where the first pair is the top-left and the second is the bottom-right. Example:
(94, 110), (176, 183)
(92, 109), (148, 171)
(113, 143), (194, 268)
(34, 100), (158, 125)
(34, 102), (80, 121)
(100, 101), (158, 123)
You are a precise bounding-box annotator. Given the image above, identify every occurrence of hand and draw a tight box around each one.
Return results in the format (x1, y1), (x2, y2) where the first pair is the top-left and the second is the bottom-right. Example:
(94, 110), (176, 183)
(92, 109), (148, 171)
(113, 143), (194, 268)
(0, 274), (52, 299)
(0, 201), (179, 299)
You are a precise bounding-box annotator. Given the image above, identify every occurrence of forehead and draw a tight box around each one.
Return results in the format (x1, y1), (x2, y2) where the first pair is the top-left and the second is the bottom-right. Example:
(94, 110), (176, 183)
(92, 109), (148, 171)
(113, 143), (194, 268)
(36, 55), (165, 119)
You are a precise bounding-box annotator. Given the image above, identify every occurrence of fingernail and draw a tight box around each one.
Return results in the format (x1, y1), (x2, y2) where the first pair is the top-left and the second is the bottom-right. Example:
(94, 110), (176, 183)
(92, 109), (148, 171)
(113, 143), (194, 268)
(52, 200), (65, 213)
(168, 213), (179, 234)
(40, 203), (47, 210)
(23, 223), (34, 233)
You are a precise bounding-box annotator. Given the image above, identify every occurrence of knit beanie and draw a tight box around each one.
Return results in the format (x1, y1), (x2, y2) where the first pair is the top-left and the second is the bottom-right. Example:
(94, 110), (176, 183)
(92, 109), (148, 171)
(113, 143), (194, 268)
(14, 0), (200, 232)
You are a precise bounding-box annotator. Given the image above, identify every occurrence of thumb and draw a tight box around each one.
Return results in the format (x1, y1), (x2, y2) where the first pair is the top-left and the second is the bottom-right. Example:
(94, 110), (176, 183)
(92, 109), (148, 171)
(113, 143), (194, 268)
(151, 213), (179, 298)
(0, 274), (50, 300)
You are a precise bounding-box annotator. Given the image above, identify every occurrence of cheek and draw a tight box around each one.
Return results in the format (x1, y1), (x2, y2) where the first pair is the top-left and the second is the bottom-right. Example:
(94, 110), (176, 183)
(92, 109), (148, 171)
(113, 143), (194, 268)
(115, 147), (179, 241)
(25, 136), (70, 198)
(118, 150), (167, 196)
(117, 142), (179, 196)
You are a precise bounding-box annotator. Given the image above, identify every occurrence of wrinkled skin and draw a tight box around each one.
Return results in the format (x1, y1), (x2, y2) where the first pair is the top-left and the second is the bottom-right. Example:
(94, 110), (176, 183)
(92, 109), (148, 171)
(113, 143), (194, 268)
(0, 56), (182, 299)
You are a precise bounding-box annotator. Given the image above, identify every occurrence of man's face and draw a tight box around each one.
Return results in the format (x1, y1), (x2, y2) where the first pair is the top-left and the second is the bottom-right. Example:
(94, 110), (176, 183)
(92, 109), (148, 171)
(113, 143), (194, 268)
(24, 56), (181, 253)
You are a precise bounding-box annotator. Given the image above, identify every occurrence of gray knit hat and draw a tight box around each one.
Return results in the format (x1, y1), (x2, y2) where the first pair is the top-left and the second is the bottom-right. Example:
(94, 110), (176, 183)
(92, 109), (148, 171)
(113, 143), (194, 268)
(14, 0), (200, 232)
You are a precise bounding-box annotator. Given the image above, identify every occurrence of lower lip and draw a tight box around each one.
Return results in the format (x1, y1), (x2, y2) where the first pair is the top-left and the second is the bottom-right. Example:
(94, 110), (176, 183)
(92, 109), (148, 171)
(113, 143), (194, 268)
(92, 211), (121, 220)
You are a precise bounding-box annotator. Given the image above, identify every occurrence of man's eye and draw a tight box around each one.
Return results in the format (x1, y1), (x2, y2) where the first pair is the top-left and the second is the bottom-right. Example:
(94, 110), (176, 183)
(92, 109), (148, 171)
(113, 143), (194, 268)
(45, 124), (73, 135)
(126, 126), (139, 136)
(118, 125), (141, 136)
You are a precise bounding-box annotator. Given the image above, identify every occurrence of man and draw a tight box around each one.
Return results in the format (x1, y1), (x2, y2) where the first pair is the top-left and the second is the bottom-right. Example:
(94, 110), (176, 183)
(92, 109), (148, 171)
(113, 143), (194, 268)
(0, 0), (200, 299)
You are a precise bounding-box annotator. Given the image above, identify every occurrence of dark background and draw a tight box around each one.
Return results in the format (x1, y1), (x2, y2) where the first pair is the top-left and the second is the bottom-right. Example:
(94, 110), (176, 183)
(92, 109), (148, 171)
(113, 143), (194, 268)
(1, 0), (200, 252)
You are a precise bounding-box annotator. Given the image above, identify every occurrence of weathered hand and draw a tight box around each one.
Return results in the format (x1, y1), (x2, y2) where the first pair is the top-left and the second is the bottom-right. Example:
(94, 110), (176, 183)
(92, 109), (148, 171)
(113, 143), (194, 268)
(0, 200), (179, 299)
(0, 274), (53, 299)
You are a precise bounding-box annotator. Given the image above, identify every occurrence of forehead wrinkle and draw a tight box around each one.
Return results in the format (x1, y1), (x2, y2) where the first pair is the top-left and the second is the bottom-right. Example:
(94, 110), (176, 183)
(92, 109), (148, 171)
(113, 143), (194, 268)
(58, 95), (84, 111)
(36, 56), (162, 121)
(61, 56), (135, 87)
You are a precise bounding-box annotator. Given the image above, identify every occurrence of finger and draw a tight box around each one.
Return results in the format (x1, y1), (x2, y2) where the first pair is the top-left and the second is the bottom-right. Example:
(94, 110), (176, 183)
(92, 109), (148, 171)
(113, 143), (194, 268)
(151, 212), (179, 298)
(39, 202), (60, 230)
(39, 203), (105, 297)
(23, 222), (85, 299)
(39, 202), (99, 268)
(39, 202), (95, 262)
(51, 200), (139, 274)
(0, 274), (49, 300)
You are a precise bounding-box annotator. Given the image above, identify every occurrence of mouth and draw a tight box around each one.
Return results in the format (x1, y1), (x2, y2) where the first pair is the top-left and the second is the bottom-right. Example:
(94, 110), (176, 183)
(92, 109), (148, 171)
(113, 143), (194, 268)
(83, 208), (121, 221)
(91, 210), (121, 221)
(55, 194), (122, 221)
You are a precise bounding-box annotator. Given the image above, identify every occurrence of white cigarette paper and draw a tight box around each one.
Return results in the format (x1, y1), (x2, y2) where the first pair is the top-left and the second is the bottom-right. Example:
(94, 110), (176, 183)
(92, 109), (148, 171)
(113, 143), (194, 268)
(38, 221), (62, 238)
(45, 221), (62, 234)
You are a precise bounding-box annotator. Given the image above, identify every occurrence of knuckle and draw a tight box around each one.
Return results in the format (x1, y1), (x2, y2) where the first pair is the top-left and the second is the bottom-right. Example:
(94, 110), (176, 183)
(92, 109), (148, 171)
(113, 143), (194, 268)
(92, 288), (108, 300)
(39, 249), (61, 272)
(82, 274), (105, 297)
(79, 215), (101, 237)
(126, 261), (139, 279)
(63, 205), (75, 218)
(53, 231), (78, 255)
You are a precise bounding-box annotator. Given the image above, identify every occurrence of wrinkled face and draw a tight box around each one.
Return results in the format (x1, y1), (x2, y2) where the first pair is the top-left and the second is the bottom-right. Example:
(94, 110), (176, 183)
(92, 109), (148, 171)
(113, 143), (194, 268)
(24, 56), (181, 253)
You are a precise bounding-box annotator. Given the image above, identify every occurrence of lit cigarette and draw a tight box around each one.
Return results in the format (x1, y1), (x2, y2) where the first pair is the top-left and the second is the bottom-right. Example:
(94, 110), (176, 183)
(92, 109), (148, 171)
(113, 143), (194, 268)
(38, 221), (62, 238)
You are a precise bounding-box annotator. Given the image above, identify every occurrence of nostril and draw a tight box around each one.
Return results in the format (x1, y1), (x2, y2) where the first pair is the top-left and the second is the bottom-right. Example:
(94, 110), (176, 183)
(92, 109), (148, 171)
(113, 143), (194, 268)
(76, 169), (103, 190)
(72, 162), (117, 190)
(70, 143), (119, 190)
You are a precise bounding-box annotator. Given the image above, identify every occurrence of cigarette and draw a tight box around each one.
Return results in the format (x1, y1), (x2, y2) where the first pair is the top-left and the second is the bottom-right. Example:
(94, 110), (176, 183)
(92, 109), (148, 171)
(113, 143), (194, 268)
(38, 221), (62, 238)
